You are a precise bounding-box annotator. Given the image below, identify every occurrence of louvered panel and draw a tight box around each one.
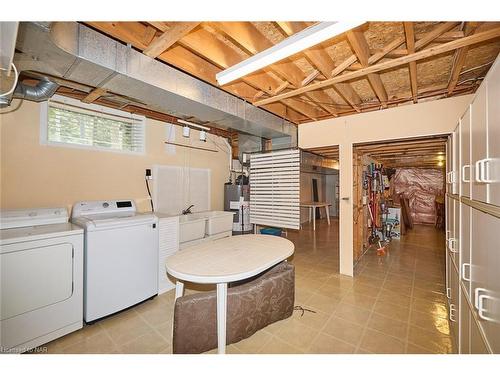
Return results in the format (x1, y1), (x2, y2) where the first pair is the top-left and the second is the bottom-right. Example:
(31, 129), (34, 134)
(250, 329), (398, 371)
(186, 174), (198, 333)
(158, 216), (179, 294)
(250, 149), (300, 230)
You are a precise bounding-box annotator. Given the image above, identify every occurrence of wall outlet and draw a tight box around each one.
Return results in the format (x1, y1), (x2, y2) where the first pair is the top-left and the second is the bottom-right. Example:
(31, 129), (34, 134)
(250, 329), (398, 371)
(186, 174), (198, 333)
(145, 169), (153, 180)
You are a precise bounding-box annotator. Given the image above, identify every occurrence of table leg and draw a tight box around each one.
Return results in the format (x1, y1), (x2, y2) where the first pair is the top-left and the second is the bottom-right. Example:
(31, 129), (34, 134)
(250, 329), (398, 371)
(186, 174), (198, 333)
(216, 283), (228, 354)
(325, 206), (330, 225)
(175, 281), (184, 300)
(308, 207), (312, 224)
(313, 208), (316, 231)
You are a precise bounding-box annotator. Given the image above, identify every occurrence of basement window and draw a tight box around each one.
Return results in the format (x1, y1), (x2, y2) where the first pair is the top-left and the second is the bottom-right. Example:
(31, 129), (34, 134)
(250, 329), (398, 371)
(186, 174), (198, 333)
(41, 95), (145, 154)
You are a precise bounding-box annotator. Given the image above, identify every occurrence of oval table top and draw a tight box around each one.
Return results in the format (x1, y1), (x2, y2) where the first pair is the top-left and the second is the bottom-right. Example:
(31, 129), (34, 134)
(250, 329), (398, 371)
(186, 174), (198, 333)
(165, 234), (295, 284)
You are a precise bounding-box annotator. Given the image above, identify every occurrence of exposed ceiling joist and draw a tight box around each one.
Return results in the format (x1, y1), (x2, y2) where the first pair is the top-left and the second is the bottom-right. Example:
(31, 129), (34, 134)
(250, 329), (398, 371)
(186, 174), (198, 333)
(144, 22), (200, 58)
(82, 87), (107, 103)
(254, 26), (500, 107)
(404, 22), (418, 103)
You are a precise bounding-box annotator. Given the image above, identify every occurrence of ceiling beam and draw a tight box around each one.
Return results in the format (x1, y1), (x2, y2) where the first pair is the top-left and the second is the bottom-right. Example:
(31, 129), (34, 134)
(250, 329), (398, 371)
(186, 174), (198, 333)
(447, 22), (480, 94)
(346, 28), (388, 107)
(143, 22), (200, 58)
(275, 21), (362, 112)
(81, 87), (107, 104)
(414, 22), (459, 50)
(209, 22), (336, 117)
(254, 27), (500, 106)
(404, 22), (418, 103)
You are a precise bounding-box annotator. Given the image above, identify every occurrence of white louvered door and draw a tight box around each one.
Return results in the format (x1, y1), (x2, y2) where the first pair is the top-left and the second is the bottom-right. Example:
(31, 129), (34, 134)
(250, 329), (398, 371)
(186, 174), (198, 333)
(249, 149), (300, 230)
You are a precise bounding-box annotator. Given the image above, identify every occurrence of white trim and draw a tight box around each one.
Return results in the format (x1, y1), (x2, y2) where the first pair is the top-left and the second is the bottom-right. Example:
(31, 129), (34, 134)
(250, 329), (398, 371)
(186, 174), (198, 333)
(40, 94), (146, 156)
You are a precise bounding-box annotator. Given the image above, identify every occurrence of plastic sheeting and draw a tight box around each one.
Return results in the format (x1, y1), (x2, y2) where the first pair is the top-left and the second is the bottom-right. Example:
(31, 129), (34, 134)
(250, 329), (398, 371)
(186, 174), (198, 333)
(390, 168), (445, 225)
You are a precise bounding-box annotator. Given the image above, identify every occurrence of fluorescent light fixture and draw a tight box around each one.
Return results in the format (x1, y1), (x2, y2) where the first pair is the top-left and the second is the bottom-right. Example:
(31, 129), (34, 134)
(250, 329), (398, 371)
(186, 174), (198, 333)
(178, 119), (210, 131)
(437, 161), (444, 167)
(216, 21), (365, 86)
(182, 125), (190, 138)
(199, 130), (207, 142)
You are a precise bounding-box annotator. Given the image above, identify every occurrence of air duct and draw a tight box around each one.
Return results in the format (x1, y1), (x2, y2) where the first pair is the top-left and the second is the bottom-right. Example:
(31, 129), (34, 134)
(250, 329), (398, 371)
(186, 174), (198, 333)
(13, 77), (58, 102)
(11, 22), (297, 144)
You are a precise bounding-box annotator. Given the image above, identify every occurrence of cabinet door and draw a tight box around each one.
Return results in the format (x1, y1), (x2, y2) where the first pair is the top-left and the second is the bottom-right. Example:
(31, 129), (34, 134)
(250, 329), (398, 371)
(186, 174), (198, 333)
(446, 198), (459, 268)
(446, 137), (452, 194)
(460, 203), (472, 299)
(487, 58), (500, 207)
(449, 264), (460, 348)
(460, 107), (472, 197)
(460, 287), (471, 353)
(471, 83), (488, 203)
(471, 209), (500, 353)
(453, 126), (460, 195)
(470, 315), (490, 354)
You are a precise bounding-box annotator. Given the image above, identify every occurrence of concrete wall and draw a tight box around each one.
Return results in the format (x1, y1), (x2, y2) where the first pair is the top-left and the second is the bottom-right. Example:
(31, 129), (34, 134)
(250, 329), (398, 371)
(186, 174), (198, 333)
(0, 99), (230, 213)
(299, 95), (472, 276)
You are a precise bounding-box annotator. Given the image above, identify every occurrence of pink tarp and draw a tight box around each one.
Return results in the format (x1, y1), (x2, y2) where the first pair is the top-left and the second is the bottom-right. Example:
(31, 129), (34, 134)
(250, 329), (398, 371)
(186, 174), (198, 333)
(390, 168), (445, 225)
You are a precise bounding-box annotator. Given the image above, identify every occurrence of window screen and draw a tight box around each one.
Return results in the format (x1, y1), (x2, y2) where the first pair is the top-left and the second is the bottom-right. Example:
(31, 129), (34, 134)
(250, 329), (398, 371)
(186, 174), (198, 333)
(45, 101), (145, 154)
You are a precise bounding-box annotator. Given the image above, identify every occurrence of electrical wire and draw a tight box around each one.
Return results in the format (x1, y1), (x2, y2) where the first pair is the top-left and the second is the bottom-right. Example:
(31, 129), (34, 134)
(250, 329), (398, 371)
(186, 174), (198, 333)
(0, 62), (18, 98)
(145, 178), (154, 212)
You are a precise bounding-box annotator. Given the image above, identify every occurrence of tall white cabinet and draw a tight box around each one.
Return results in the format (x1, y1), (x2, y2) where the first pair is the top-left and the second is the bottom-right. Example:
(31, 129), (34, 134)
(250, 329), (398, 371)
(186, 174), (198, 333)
(446, 56), (500, 354)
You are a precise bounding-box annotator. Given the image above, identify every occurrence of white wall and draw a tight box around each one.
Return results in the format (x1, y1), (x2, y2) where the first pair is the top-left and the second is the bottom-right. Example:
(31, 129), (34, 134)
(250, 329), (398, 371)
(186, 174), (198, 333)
(299, 95), (472, 276)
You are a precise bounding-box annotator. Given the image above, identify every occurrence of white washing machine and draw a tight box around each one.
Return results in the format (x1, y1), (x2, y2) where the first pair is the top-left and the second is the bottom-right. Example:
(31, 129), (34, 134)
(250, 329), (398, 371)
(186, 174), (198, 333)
(0, 208), (84, 353)
(71, 200), (158, 323)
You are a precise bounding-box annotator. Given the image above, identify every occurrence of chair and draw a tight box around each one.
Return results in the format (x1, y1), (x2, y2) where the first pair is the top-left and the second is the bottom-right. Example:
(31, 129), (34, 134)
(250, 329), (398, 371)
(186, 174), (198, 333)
(172, 261), (295, 354)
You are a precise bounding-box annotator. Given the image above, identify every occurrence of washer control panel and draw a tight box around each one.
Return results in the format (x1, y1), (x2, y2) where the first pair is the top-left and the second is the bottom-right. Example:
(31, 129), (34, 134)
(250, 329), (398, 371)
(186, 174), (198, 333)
(71, 200), (136, 218)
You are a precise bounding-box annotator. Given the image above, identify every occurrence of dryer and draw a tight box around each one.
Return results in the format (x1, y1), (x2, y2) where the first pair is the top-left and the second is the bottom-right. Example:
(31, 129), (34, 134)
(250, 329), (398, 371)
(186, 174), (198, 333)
(0, 208), (84, 353)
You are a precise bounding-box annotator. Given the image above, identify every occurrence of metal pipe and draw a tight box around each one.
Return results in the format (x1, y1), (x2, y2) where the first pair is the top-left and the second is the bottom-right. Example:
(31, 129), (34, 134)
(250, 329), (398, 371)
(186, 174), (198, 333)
(13, 78), (59, 102)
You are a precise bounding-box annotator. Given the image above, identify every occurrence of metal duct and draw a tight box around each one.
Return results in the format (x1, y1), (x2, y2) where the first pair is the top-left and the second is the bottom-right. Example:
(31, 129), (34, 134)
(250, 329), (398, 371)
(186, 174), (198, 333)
(12, 22), (297, 143)
(13, 78), (58, 102)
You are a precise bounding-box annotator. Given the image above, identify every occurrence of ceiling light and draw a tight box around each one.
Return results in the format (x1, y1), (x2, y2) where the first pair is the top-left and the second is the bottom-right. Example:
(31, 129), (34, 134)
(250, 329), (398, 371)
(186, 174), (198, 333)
(199, 130), (207, 142)
(215, 21), (365, 86)
(182, 125), (190, 138)
(437, 161), (444, 167)
(178, 119), (210, 131)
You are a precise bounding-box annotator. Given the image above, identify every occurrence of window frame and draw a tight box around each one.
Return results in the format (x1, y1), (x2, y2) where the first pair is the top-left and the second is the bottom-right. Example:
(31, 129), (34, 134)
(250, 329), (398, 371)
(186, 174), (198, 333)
(40, 95), (146, 155)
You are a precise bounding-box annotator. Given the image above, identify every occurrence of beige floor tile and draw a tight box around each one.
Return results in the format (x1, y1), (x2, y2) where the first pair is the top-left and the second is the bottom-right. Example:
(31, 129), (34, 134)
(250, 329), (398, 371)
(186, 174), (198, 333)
(410, 309), (450, 336)
(304, 293), (342, 314)
(45, 322), (103, 352)
(406, 343), (433, 354)
(411, 297), (448, 316)
(377, 290), (412, 308)
(62, 331), (118, 354)
(292, 308), (332, 331)
(154, 321), (173, 342)
(334, 303), (371, 326)
(262, 316), (293, 335)
(367, 312), (409, 340)
(118, 331), (170, 354)
(373, 300), (410, 323)
(259, 337), (303, 354)
(342, 292), (378, 310)
(359, 329), (406, 354)
(306, 333), (356, 354)
(135, 302), (174, 327)
(100, 310), (154, 345)
(350, 283), (381, 297)
(274, 319), (319, 351)
(407, 325), (454, 353)
(322, 316), (365, 346)
(233, 329), (273, 353)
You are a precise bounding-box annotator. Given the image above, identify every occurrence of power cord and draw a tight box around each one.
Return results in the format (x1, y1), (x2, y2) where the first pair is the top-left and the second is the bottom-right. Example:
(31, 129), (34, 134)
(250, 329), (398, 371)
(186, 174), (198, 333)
(145, 178), (154, 212)
(294, 306), (317, 317)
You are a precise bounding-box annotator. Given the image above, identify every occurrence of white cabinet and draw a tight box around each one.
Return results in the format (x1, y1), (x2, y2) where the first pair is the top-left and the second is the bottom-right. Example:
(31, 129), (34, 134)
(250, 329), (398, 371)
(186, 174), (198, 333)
(487, 58), (500, 207)
(446, 197), (459, 268)
(446, 134), (459, 195)
(448, 262), (460, 348)
(459, 287), (470, 353)
(471, 84), (488, 203)
(158, 216), (179, 294)
(470, 208), (500, 353)
(460, 203), (471, 300)
(460, 107), (472, 198)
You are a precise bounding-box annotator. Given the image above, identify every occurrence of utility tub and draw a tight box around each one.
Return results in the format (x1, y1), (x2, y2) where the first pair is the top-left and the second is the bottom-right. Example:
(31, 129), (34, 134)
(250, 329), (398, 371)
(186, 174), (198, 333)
(179, 215), (206, 243)
(189, 211), (235, 235)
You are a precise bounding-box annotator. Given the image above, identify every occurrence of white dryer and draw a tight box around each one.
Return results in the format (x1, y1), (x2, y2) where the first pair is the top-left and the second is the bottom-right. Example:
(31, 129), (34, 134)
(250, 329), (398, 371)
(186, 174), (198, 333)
(71, 200), (158, 323)
(0, 208), (84, 353)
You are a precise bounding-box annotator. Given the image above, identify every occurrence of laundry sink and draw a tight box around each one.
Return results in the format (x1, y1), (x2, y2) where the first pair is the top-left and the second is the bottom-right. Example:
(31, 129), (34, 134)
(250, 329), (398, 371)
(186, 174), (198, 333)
(178, 215), (206, 243)
(189, 211), (236, 235)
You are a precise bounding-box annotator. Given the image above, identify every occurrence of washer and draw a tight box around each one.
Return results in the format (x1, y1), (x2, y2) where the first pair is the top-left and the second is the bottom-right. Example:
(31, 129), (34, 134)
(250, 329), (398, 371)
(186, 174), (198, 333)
(71, 200), (158, 323)
(0, 207), (84, 353)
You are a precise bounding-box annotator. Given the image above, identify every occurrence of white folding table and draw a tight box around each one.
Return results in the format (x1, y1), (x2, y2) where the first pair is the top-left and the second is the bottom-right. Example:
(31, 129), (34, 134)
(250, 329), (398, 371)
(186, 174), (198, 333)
(300, 202), (332, 231)
(165, 234), (294, 354)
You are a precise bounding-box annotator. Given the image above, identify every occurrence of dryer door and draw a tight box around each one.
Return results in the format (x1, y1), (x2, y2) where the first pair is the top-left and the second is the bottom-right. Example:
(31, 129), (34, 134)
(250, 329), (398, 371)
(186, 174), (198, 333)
(1, 242), (74, 320)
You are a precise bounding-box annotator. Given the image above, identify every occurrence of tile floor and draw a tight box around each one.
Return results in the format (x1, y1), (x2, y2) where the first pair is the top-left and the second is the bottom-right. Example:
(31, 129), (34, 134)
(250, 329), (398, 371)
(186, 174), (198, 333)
(39, 219), (453, 354)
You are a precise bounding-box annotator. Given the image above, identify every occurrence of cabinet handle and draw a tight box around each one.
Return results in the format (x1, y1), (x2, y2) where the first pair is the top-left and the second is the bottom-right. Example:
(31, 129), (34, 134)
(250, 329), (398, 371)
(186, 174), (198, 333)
(462, 263), (471, 282)
(474, 287), (487, 309)
(475, 160), (484, 183)
(449, 304), (457, 322)
(447, 238), (458, 253)
(481, 158), (499, 184)
(446, 287), (451, 299)
(461, 165), (470, 183)
(478, 294), (496, 322)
